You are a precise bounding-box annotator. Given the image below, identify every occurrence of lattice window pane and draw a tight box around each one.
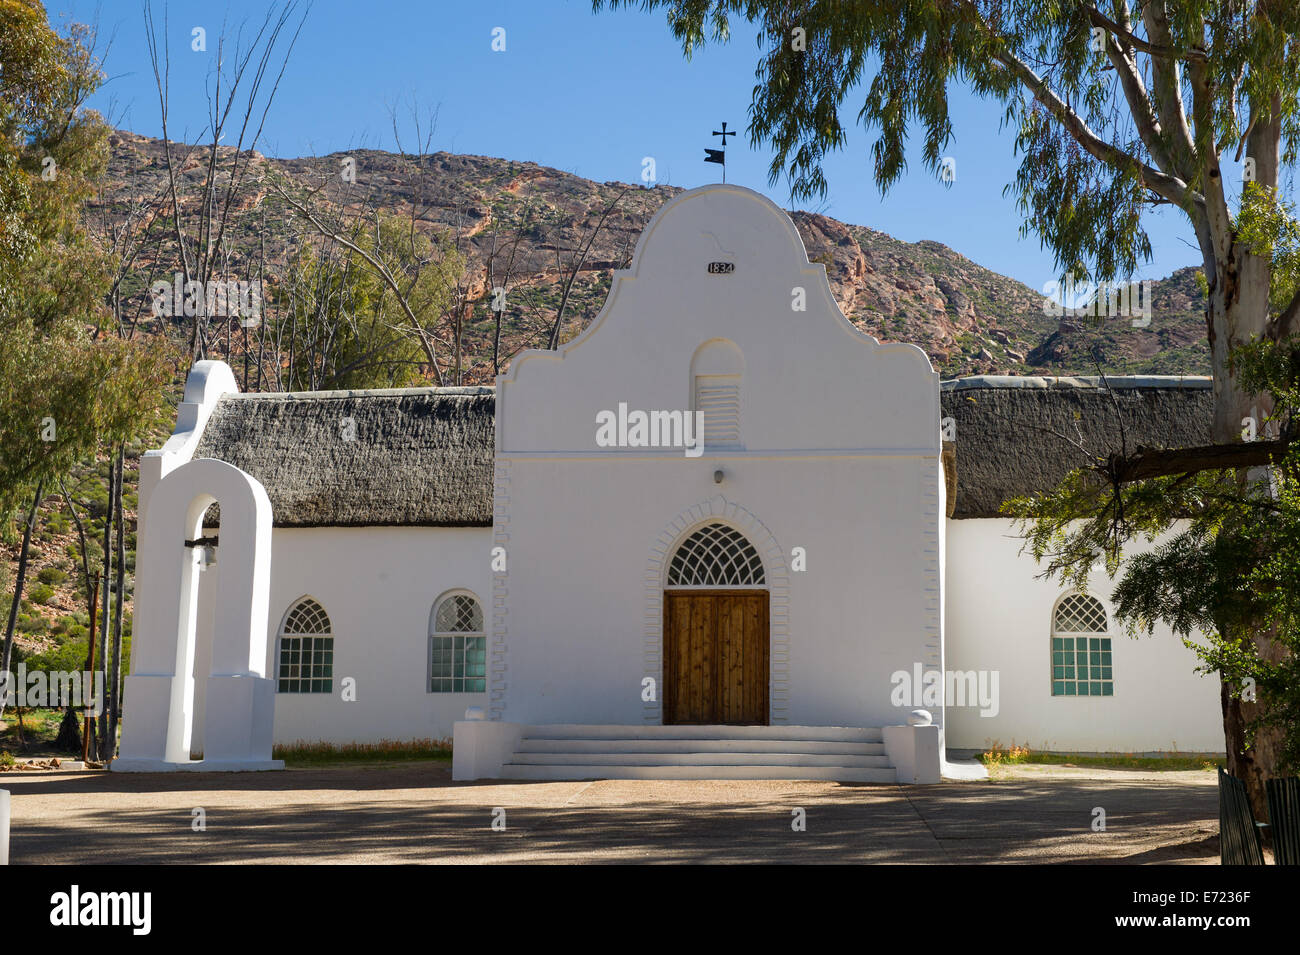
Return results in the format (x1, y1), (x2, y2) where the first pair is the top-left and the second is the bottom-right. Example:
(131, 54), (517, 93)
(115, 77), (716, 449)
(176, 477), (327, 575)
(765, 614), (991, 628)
(282, 598), (331, 637)
(1053, 594), (1108, 633)
(1050, 632), (1114, 697)
(278, 636), (334, 694)
(435, 594), (483, 634)
(430, 594), (485, 693)
(429, 635), (487, 693)
(278, 599), (334, 694)
(666, 522), (765, 587)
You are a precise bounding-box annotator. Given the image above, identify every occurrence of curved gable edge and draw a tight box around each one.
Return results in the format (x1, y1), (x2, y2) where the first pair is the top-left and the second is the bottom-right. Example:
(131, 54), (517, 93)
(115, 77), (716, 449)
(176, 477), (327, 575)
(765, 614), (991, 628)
(501, 185), (933, 385)
(497, 185), (938, 449)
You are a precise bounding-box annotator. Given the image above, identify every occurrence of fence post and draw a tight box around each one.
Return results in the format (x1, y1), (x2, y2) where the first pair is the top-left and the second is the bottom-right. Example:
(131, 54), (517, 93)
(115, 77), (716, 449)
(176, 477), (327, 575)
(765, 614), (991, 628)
(0, 789), (9, 865)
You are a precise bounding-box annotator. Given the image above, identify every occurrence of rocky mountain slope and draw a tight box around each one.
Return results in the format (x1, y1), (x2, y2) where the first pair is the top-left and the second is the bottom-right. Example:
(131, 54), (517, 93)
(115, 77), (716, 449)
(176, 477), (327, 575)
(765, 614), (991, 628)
(98, 130), (1210, 380)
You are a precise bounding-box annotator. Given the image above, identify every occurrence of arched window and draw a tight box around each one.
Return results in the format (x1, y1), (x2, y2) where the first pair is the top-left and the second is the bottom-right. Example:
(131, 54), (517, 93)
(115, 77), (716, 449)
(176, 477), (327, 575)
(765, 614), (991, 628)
(277, 597), (334, 694)
(1051, 593), (1113, 697)
(429, 592), (486, 693)
(666, 522), (765, 587)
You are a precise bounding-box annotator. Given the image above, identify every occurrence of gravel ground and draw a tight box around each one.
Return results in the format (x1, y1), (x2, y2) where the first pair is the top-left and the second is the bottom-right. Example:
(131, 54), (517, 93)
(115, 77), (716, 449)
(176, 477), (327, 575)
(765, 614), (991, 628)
(0, 760), (1220, 864)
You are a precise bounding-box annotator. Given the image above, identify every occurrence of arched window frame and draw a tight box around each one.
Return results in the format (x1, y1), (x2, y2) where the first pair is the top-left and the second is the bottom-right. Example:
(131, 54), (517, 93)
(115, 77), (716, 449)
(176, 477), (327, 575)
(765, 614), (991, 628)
(665, 521), (767, 589)
(1050, 592), (1113, 698)
(428, 590), (487, 693)
(276, 596), (334, 694)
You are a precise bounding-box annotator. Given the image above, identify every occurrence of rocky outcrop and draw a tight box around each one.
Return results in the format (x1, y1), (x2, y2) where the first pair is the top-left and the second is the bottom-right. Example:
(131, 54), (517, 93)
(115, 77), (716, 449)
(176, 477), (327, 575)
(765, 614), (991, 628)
(93, 132), (1211, 381)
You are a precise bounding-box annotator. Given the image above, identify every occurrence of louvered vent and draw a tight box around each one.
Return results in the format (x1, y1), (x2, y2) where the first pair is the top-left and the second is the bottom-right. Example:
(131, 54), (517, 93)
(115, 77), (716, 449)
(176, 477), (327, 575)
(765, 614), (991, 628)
(695, 375), (741, 449)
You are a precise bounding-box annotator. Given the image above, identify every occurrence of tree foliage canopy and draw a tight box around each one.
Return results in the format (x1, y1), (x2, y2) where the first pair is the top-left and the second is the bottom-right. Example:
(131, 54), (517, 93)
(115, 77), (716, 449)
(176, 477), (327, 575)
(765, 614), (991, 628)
(597, 0), (1300, 285)
(1004, 333), (1300, 768)
(277, 214), (463, 391)
(0, 0), (172, 518)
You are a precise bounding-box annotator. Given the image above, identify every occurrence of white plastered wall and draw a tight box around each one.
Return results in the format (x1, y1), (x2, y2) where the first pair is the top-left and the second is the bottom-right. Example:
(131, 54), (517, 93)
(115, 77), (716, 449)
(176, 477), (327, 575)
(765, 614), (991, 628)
(944, 518), (1223, 753)
(190, 525), (492, 750)
(494, 184), (944, 729)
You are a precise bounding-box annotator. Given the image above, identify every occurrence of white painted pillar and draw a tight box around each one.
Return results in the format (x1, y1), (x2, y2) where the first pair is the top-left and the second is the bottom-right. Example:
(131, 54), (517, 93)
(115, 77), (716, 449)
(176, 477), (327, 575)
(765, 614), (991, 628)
(114, 457), (280, 772)
(1, 789), (10, 865)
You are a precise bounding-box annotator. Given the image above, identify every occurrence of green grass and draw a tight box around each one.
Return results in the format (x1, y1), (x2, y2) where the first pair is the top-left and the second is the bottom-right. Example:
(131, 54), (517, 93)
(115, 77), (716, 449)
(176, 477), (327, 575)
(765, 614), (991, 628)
(272, 738), (453, 768)
(979, 742), (1223, 772)
(1019, 753), (1223, 771)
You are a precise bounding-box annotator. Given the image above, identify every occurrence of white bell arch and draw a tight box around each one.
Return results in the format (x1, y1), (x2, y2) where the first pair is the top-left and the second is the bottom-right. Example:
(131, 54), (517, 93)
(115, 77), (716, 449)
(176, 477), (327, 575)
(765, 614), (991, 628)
(113, 457), (282, 771)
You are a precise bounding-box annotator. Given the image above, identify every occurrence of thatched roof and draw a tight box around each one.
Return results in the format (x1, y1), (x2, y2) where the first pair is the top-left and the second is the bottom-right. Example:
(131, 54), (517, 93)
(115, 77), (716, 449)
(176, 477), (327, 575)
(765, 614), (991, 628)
(193, 388), (495, 527)
(940, 376), (1215, 518)
(189, 376), (1216, 527)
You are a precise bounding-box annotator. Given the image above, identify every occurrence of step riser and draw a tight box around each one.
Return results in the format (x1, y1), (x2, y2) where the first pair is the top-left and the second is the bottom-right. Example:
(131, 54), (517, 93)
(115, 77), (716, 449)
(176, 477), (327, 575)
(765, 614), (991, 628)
(517, 739), (886, 756)
(503, 765), (898, 783)
(510, 752), (894, 768)
(503, 724), (896, 782)
(524, 724), (883, 743)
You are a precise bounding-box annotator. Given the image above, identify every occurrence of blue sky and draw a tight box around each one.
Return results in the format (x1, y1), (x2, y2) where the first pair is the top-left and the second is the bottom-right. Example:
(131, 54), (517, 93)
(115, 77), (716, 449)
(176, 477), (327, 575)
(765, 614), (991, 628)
(51, 0), (1210, 289)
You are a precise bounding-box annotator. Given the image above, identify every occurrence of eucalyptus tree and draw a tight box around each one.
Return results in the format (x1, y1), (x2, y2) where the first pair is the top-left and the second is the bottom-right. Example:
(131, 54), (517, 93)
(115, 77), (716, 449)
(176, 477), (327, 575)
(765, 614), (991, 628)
(0, 1), (170, 722)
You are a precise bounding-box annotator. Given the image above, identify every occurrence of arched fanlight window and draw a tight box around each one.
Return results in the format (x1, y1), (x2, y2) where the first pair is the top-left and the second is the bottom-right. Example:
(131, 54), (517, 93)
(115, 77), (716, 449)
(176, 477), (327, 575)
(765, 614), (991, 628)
(1051, 593), (1113, 697)
(429, 592), (486, 693)
(277, 597), (334, 694)
(666, 522), (765, 587)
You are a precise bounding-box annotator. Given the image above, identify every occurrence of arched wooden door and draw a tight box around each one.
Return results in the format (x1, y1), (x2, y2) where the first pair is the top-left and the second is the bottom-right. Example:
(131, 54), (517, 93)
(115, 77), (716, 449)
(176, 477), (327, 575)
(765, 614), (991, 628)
(663, 523), (769, 725)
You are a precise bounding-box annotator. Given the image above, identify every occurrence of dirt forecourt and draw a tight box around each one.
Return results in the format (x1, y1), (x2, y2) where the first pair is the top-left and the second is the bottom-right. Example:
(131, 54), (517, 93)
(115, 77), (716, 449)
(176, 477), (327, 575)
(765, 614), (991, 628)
(0, 760), (1221, 864)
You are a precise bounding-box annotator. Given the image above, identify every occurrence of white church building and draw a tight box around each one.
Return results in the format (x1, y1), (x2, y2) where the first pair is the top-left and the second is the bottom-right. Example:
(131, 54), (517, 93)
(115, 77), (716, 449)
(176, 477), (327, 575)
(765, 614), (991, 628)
(112, 184), (1224, 782)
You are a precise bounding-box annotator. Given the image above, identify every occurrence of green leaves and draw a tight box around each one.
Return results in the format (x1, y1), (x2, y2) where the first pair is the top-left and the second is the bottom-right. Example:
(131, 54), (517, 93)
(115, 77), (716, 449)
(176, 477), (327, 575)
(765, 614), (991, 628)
(0, 324), (173, 517)
(1238, 183), (1300, 317)
(1005, 334), (1300, 770)
(0, 2), (173, 518)
(275, 213), (464, 391)
(596, 1), (1300, 286)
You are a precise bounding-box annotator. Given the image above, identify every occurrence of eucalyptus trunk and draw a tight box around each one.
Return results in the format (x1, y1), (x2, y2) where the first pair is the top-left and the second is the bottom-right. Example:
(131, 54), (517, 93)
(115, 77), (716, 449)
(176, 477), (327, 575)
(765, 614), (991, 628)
(107, 446), (126, 757)
(95, 458), (115, 753)
(1204, 226), (1288, 824)
(0, 480), (43, 720)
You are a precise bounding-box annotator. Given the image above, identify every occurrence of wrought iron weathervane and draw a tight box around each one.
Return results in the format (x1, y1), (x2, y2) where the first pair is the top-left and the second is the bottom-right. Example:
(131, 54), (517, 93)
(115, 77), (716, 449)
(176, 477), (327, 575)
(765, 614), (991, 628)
(704, 121), (735, 182)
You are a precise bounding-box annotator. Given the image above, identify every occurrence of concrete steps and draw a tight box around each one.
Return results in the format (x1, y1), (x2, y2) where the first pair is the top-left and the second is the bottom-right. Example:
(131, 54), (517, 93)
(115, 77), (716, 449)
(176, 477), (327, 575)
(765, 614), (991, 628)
(516, 738), (886, 756)
(512, 751), (893, 767)
(501, 724), (897, 783)
(525, 723), (882, 742)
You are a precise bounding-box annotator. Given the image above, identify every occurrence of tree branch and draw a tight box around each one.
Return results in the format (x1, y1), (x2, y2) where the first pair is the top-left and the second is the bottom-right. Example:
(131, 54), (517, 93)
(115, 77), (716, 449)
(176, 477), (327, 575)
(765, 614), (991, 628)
(1103, 439), (1290, 483)
(1273, 286), (1300, 341)
(1140, 2), (1200, 185)
(964, 8), (1199, 208)
(1088, 3), (1175, 176)
(1084, 5), (1206, 62)
(273, 181), (447, 386)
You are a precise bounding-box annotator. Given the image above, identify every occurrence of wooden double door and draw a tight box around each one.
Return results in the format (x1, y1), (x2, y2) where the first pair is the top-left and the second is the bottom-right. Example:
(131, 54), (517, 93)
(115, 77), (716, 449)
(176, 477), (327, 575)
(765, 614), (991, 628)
(663, 590), (769, 725)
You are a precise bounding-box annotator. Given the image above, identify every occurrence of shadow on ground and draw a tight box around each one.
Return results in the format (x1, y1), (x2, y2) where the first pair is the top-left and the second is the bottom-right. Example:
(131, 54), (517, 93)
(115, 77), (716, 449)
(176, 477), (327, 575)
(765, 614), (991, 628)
(2, 762), (1218, 864)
